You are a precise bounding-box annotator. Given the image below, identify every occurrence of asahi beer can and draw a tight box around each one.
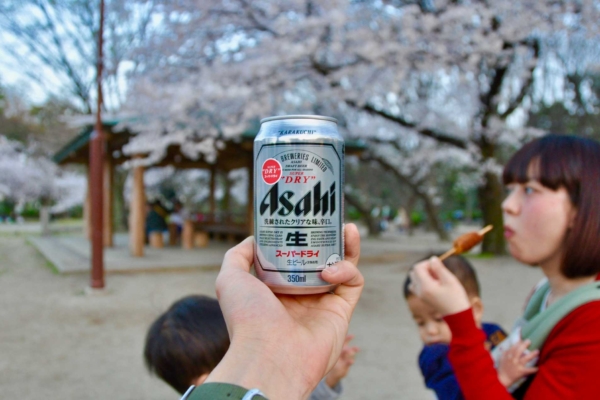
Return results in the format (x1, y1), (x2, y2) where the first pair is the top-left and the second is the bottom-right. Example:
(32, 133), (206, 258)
(254, 115), (344, 294)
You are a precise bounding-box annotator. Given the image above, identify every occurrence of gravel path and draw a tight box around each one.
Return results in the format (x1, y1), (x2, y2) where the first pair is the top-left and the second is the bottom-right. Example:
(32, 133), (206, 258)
(0, 235), (543, 399)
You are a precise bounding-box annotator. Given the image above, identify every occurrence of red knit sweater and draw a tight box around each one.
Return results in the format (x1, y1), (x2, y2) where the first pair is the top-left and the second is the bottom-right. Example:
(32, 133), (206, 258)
(444, 301), (600, 400)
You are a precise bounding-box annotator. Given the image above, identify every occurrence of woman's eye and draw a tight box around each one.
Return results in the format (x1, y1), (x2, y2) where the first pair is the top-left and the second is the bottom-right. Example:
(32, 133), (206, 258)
(524, 186), (534, 194)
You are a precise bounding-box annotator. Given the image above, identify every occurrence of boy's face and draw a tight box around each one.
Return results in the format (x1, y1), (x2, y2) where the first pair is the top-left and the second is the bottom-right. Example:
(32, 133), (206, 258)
(407, 295), (452, 345)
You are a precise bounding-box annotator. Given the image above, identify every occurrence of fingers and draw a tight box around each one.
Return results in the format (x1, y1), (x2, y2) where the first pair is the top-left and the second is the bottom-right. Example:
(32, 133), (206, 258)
(521, 349), (539, 364)
(522, 366), (539, 375)
(427, 256), (454, 282)
(343, 223), (360, 266)
(321, 258), (364, 309)
(514, 339), (532, 355)
(408, 260), (430, 296)
(215, 236), (258, 300)
(219, 236), (255, 275)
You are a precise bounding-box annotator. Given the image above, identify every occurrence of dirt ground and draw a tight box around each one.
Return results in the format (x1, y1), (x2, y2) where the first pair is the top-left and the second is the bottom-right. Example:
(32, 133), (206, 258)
(0, 233), (543, 400)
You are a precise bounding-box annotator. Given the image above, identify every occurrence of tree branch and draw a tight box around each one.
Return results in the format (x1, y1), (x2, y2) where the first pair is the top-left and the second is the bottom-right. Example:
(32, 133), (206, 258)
(346, 100), (468, 149)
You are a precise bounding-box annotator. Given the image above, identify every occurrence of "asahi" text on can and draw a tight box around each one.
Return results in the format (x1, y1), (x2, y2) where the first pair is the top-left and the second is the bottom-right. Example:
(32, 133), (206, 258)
(254, 115), (344, 294)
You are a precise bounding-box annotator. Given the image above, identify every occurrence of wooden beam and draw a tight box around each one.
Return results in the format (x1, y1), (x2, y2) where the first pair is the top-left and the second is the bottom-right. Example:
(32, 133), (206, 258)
(129, 158), (145, 257)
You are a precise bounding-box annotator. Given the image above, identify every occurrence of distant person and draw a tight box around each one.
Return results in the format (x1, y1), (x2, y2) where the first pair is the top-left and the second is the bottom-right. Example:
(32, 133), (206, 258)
(145, 200), (169, 241)
(168, 201), (185, 232)
(404, 255), (537, 399)
(144, 295), (359, 399)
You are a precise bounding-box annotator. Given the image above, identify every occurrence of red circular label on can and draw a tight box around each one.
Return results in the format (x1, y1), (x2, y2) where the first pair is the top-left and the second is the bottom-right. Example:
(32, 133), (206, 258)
(262, 158), (282, 185)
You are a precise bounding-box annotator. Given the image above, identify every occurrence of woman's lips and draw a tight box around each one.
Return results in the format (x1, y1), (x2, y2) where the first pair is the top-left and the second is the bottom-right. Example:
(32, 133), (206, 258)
(503, 226), (515, 239)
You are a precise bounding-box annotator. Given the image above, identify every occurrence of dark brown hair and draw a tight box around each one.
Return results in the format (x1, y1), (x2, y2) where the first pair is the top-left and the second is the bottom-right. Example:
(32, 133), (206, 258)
(144, 295), (229, 394)
(404, 254), (480, 299)
(503, 134), (600, 278)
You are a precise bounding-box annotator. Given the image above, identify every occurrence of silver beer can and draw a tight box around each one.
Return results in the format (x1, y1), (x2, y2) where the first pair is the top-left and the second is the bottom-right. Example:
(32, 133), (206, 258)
(254, 115), (344, 294)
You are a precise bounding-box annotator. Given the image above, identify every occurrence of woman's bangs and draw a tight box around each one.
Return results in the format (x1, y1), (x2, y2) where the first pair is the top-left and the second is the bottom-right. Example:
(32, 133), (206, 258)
(502, 144), (540, 185)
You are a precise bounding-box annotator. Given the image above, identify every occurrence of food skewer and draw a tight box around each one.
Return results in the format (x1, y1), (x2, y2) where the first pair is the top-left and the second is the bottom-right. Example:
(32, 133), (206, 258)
(439, 225), (493, 261)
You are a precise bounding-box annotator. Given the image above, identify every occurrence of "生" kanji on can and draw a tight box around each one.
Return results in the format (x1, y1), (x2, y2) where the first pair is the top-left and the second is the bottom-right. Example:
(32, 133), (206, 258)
(254, 115), (344, 294)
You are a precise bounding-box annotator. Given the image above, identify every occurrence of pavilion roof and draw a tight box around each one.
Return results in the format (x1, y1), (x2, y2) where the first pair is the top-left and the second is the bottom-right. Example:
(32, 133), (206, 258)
(53, 118), (366, 170)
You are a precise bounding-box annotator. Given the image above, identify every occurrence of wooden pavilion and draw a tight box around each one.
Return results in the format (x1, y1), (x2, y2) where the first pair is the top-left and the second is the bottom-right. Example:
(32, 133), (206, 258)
(53, 118), (365, 257)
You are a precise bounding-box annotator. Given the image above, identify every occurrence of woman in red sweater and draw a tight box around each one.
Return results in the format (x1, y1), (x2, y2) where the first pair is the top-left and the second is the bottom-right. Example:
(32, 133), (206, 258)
(410, 135), (600, 400)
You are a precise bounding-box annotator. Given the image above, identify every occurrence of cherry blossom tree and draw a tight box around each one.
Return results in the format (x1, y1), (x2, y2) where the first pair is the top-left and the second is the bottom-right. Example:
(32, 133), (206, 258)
(124, 0), (600, 252)
(0, 135), (84, 233)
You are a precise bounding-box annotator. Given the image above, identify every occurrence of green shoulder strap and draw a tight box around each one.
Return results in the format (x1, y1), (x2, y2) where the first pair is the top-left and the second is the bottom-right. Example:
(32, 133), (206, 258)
(521, 280), (600, 350)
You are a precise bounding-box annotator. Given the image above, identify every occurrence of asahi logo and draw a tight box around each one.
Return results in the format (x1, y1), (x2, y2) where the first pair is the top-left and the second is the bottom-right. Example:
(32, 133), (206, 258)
(260, 181), (336, 217)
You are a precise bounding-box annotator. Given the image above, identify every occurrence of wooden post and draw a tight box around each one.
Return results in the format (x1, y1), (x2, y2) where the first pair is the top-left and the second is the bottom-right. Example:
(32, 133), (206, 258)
(149, 231), (164, 248)
(89, 0), (105, 289)
(129, 159), (145, 257)
(194, 231), (209, 248)
(182, 220), (194, 250)
(103, 159), (114, 247)
(168, 223), (178, 246)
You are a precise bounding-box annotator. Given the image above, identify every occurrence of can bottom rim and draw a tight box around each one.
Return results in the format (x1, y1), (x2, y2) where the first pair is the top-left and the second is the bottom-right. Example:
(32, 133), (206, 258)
(267, 283), (339, 295)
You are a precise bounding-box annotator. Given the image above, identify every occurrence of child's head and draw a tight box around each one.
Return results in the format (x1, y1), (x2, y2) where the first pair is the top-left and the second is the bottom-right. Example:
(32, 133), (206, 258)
(144, 295), (229, 394)
(404, 255), (483, 345)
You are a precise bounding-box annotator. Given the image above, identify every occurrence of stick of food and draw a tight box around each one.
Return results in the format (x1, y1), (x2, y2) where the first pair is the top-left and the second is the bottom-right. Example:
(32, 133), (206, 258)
(439, 225), (493, 261)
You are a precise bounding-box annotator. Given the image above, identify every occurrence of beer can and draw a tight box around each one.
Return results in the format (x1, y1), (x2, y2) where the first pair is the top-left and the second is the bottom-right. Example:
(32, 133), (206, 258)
(254, 115), (344, 294)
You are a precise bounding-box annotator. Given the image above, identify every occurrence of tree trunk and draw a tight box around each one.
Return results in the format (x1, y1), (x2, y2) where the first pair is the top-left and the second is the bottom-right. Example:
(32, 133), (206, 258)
(344, 192), (380, 236)
(478, 172), (506, 254)
(477, 140), (506, 255)
(113, 167), (128, 231)
(40, 206), (51, 236)
(420, 192), (450, 241)
(405, 194), (417, 236)
(371, 157), (448, 241)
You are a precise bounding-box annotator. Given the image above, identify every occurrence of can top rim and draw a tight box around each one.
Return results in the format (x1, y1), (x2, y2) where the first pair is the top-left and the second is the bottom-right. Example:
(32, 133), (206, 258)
(260, 114), (338, 124)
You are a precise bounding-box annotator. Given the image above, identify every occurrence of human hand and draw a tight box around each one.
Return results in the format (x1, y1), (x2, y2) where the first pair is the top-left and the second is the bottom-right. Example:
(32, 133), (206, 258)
(409, 256), (471, 316)
(497, 339), (539, 388)
(324, 334), (360, 389)
(206, 224), (363, 400)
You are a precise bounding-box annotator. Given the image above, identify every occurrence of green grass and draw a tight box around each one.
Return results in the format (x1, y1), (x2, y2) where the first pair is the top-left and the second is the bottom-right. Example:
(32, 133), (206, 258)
(45, 260), (60, 275)
(465, 252), (495, 259)
(53, 218), (84, 227)
(24, 238), (61, 275)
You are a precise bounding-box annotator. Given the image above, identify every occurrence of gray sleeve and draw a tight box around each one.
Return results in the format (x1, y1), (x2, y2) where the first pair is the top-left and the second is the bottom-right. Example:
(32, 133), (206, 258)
(309, 379), (342, 400)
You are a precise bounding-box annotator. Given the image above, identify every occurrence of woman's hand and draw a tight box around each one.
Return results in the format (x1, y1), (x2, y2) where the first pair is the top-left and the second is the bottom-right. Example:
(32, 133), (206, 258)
(206, 224), (364, 399)
(409, 256), (471, 316)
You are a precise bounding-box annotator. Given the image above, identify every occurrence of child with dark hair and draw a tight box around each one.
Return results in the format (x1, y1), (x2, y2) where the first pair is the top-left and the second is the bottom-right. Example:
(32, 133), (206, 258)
(144, 295), (229, 394)
(144, 295), (358, 399)
(404, 255), (536, 399)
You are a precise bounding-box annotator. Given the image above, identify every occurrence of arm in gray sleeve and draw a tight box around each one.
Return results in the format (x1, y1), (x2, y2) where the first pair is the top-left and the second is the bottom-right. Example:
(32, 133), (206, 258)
(309, 379), (342, 400)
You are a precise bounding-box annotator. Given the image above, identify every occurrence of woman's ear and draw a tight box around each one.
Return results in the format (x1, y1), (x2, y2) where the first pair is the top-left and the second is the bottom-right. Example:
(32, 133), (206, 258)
(470, 296), (484, 327)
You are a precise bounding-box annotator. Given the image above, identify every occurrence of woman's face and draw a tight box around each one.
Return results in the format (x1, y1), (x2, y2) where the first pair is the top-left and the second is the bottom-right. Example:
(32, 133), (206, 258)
(502, 179), (576, 270)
